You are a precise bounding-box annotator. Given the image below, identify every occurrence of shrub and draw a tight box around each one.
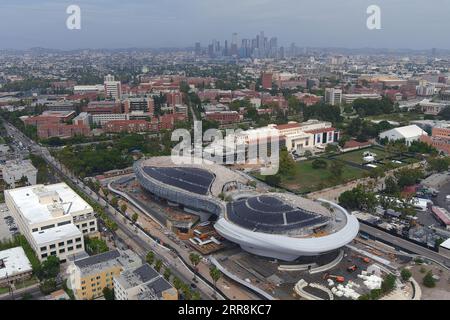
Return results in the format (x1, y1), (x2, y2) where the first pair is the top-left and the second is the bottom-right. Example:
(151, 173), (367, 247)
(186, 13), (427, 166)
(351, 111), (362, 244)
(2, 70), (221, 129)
(312, 159), (328, 169)
(423, 271), (436, 288)
(401, 269), (412, 281)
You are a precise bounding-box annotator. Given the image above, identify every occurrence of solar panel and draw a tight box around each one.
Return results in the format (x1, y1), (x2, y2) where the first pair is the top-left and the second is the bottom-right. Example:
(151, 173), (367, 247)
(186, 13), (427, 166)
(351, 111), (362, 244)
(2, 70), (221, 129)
(227, 195), (330, 233)
(143, 167), (215, 195)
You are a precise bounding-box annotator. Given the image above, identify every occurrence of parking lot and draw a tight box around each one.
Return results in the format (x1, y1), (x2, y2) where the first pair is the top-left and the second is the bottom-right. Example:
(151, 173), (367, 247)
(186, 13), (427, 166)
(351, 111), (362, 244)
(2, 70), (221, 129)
(0, 203), (18, 241)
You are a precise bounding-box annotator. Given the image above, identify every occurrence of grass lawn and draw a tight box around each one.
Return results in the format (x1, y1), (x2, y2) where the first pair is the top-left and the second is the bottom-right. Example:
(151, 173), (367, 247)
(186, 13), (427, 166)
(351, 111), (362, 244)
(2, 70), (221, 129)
(258, 159), (368, 194)
(0, 286), (9, 294)
(333, 147), (390, 165)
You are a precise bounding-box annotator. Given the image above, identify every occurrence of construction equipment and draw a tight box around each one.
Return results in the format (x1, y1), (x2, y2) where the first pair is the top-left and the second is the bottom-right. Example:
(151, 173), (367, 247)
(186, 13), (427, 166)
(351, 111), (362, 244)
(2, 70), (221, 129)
(356, 255), (371, 263)
(347, 265), (357, 272)
(323, 273), (345, 283)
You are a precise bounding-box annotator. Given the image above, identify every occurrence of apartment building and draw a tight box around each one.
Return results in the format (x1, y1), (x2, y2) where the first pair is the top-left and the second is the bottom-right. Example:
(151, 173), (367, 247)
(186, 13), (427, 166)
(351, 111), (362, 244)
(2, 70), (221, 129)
(325, 88), (342, 106)
(104, 74), (122, 100)
(204, 111), (242, 124)
(4, 183), (97, 263)
(114, 263), (178, 300)
(68, 249), (141, 300)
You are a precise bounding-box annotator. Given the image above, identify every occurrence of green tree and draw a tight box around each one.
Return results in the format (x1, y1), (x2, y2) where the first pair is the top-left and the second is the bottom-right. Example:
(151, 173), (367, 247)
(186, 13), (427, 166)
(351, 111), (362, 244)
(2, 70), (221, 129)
(423, 271), (436, 288)
(102, 287), (115, 300)
(209, 266), (222, 298)
(312, 159), (328, 169)
(39, 278), (57, 295)
(163, 267), (172, 281)
(189, 253), (201, 281)
(120, 204), (128, 213)
(154, 260), (163, 272)
(39, 255), (60, 280)
(111, 197), (119, 207)
(146, 251), (155, 265)
(131, 213), (138, 224)
(329, 161), (344, 180)
(401, 269), (412, 282)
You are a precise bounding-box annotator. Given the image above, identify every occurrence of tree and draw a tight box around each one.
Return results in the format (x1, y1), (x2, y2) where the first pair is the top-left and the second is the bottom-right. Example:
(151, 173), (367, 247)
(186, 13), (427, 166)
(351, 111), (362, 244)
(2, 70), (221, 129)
(39, 255), (60, 280)
(102, 287), (114, 300)
(189, 253), (201, 281)
(39, 278), (57, 295)
(401, 269), (412, 282)
(312, 159), (328, 169)
(384, 176), (400, 195)
(163, 267), (172, 281)
(339, 185), (378, 212)
(278, 148), (296, 176)
(329, 161), (344, 180)
(381, 274), (396, 294)
(120, 204), (127, 213)
(191, 291), (201, 300)
(172, 276), (183, 294)
(265, 174), (281, 187)
(428, 157), (450, 173)
(209, 266), (222, 298)
(111, 197), (119, 207)
(146, 251), (155, 265)
(423, 271), (436, 288)
(131, 213), (138, 224)
(154, 260), (163, 272)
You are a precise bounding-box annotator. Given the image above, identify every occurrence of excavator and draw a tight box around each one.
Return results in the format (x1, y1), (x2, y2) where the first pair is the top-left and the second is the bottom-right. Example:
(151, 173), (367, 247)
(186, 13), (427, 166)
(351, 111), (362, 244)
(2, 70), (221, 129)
(323, 273), (345, 283)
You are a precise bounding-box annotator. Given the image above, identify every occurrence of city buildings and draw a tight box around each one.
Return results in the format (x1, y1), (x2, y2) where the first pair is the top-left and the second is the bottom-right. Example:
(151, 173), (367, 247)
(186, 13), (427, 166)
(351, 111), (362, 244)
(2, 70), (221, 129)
(114, 263), (178, 300)
(0, 247), (33, 287)
(4, 183), (97, 262)
(68, 249), (141, 300)
(342, 93), (382, 105)
(261, 72), (273, 90)
(0, 159), (37, 188)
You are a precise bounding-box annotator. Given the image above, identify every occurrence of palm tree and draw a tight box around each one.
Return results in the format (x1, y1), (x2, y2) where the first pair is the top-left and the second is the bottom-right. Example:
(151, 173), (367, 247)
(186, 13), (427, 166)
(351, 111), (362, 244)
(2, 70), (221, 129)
(172, 276), (183, 295)
(146, 251), (155, 265)
(189, 253), (201, 281)
(154, 259), (163, 272)
(209, 266), (222, 299)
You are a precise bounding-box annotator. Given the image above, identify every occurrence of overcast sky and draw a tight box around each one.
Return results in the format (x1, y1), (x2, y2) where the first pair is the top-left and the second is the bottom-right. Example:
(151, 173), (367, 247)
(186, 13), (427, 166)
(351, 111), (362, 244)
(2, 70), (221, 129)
(1, 0), (449, 50)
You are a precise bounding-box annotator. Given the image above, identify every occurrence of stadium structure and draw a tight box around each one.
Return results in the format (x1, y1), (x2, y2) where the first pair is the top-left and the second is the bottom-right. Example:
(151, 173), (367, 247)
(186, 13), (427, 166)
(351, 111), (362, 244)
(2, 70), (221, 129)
(134, 156), (359, 261)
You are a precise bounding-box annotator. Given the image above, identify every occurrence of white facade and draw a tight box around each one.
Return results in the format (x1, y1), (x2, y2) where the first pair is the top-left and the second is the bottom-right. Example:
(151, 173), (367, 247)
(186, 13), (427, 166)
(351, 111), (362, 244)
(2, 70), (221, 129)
(104, 75), (121, 100)
(1, 159), (37, 188)
(342, 93), (382, 105)
(4, 183), (97, 262)
(91, 113), (129, 126)
(325, 88), (342, 106)
(379, 125), (428, 146)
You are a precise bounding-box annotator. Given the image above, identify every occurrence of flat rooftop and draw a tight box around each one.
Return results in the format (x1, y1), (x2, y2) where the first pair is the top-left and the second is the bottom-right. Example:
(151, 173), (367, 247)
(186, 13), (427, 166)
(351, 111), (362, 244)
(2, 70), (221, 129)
(32, 223), (82, 246)
(5, 183), (93, 225)
(0, 247), (33, 279)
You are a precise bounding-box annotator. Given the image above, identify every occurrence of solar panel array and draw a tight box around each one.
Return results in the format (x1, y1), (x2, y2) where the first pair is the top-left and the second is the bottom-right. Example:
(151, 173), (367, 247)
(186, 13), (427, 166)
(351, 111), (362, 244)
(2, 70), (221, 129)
(227, 195), (329, 233)
(143, 166), (215, 195)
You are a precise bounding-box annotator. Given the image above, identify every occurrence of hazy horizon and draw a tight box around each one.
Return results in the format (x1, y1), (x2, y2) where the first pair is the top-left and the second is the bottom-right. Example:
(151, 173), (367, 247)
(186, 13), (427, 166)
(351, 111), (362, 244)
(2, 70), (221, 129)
(1, 0), (449, 50)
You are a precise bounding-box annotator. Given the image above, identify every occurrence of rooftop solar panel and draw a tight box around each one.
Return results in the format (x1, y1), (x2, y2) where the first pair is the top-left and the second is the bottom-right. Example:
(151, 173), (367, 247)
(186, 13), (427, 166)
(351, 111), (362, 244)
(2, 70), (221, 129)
(143, 166), (215, 195)
(227, 195), (330, 233)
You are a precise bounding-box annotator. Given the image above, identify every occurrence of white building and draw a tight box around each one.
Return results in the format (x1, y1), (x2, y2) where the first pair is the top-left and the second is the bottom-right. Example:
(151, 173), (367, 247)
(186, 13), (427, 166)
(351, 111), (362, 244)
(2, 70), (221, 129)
(0, 247), (33, 286)
(4, 183), (97, 263)
(342, 93), (382, 105)
(114, 263), (178, 300)
(104, 75), (122, 100)
(379, 125), (428, 146)
(91, 113), (129, 126)
(1, 159), (37, 188)
(325, 88), (342, 106)
(74, 85), (105, 94)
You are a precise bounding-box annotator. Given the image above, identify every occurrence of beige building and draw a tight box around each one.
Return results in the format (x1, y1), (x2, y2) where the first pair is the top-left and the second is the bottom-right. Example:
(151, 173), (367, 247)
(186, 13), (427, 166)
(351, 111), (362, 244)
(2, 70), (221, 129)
(4, 183), (97, 263)
(68, 249), (141, 300)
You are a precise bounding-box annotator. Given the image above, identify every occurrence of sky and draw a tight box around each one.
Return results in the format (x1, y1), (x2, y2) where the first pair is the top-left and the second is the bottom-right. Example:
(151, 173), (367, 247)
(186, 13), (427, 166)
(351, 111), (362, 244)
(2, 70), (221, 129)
(1, 0), (449, 50)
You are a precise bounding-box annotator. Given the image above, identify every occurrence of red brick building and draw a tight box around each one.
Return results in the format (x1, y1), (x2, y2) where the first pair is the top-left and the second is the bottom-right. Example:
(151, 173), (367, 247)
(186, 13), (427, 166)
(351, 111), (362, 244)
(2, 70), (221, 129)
(261, 72), (273, 90)
(83, 101), (122, 114)
(37, 124), (91, 139)
(104, 120), (153, 133)
(204, 111), (242, 124)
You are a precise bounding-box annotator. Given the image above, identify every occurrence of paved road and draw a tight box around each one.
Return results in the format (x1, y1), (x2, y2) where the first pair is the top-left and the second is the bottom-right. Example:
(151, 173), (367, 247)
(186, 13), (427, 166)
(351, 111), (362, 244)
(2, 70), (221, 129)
(3, 120), (224, 300)
(359, 223), (450, 267)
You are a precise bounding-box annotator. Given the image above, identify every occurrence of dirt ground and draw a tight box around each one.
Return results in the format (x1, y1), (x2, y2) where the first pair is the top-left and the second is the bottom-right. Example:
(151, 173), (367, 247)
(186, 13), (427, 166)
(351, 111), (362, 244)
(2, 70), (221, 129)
(409, 263), (450, 300)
